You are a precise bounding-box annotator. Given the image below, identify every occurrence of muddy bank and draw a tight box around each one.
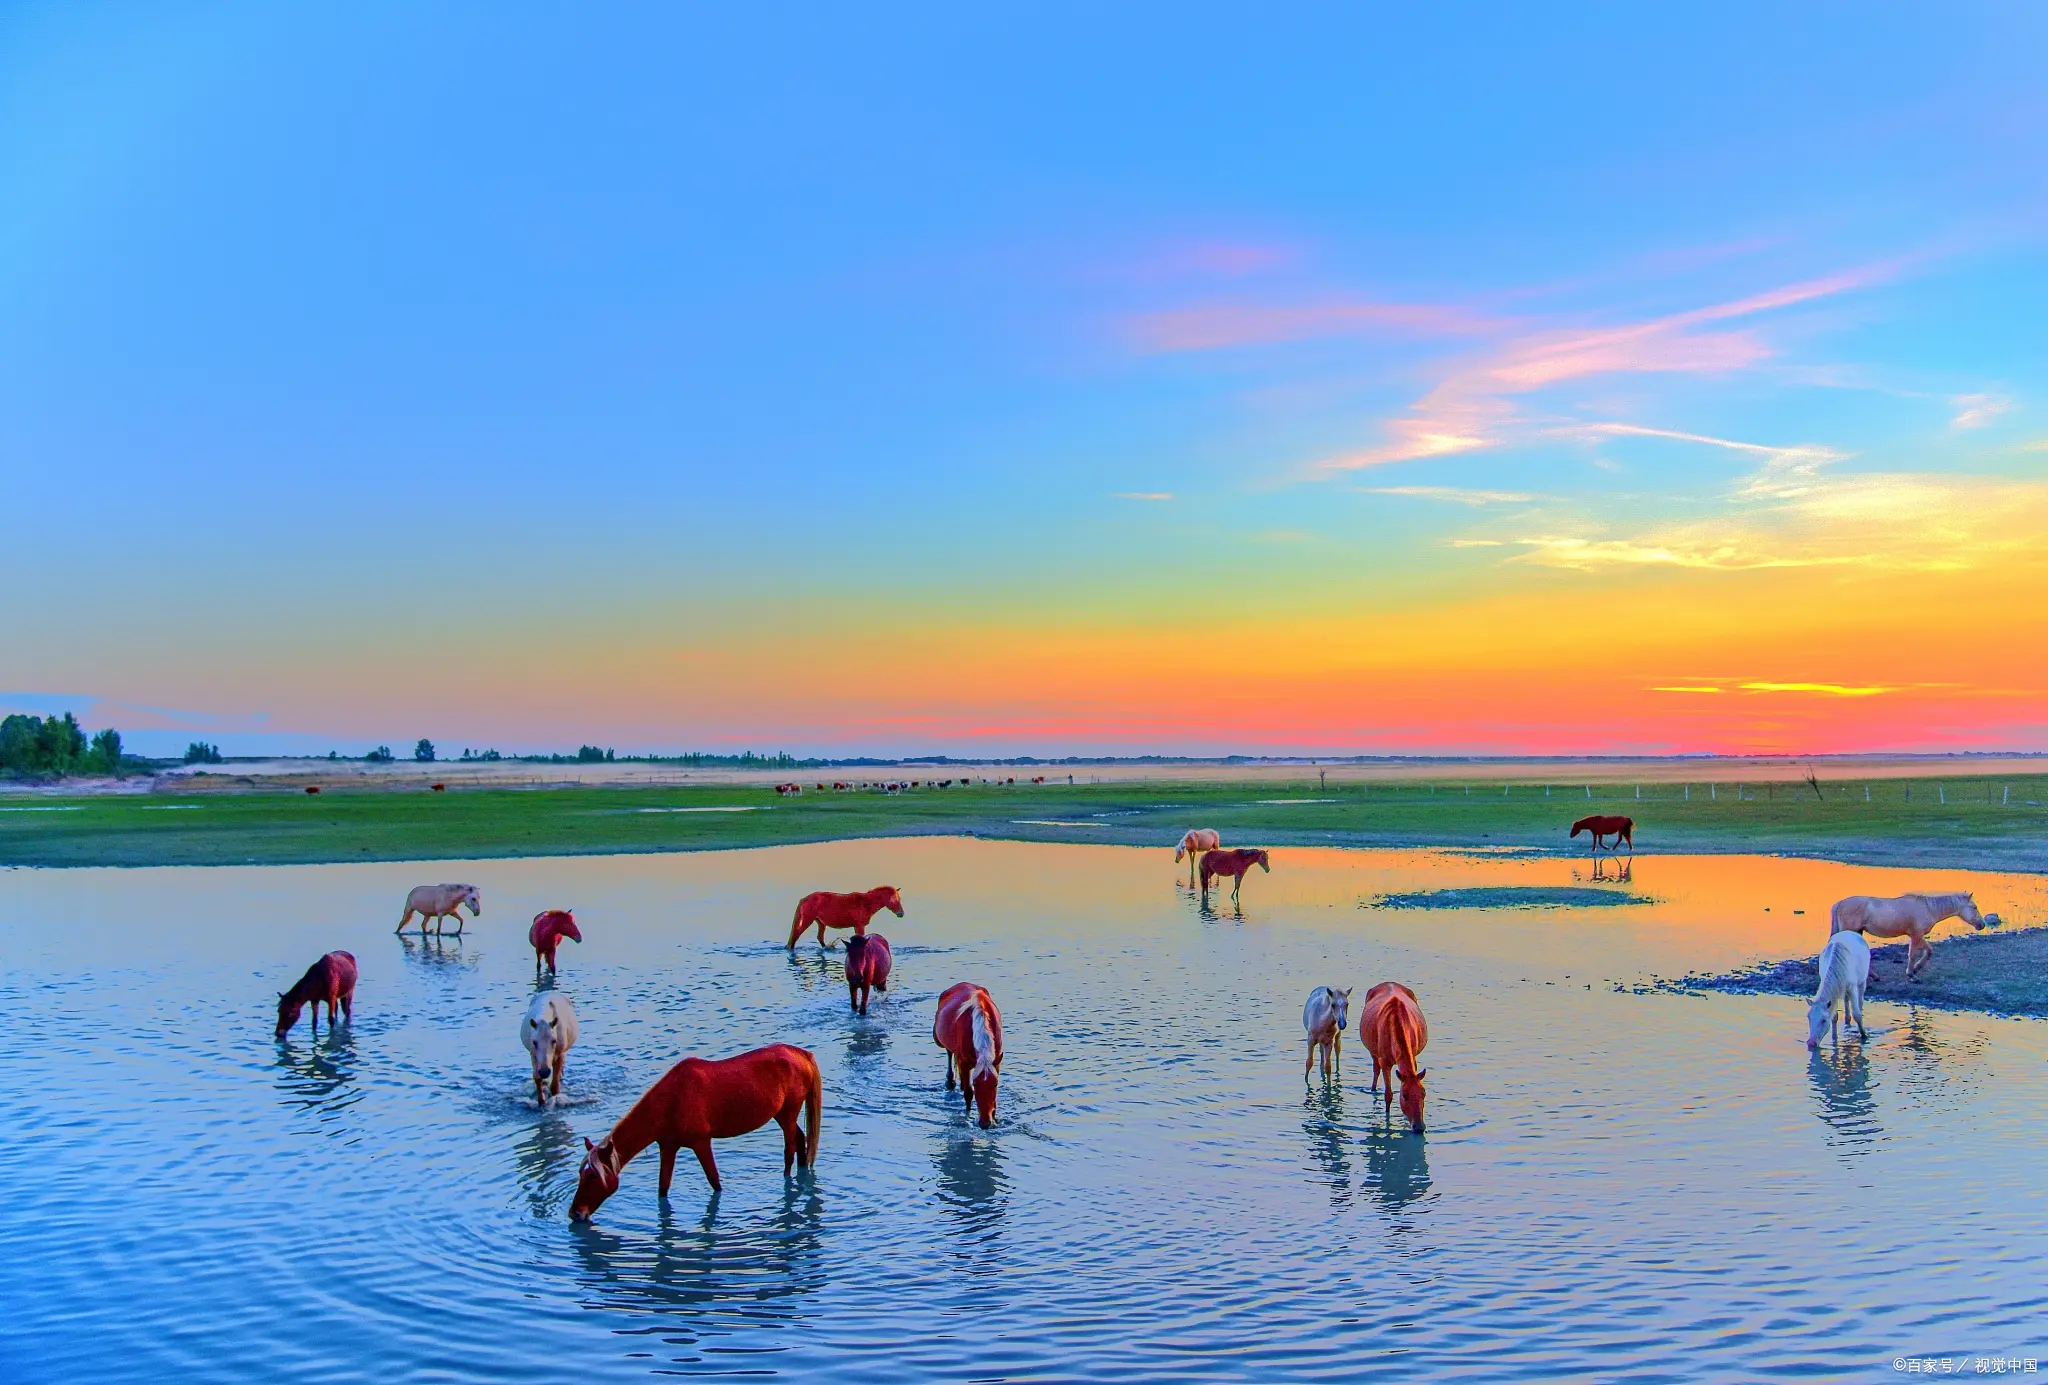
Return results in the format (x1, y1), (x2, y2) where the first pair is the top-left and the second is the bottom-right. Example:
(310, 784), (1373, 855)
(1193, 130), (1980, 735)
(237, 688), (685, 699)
(1671, 926), (2048, 1017)
(1364, 885), (1653, 910)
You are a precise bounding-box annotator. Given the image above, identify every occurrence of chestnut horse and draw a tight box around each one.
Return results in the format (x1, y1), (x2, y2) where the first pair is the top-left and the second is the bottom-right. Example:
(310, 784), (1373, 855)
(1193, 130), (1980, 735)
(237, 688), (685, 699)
(934, 982), (1004, 1128)
(397, 882), (480, 936)
(275, 950), (356, 1039)
(530, 909), (582, 975)
(1570, 814), (1634, 854)
(1830, 890), (1993, 980)
(786, 885), (903, 949)
(1361, 981), (1428, 1133)
(844, 932), (893, 1016)
(1175, 828), (1222, 881)
(569, 1043), (822, 1218)
(1199, 847), (1270, 901)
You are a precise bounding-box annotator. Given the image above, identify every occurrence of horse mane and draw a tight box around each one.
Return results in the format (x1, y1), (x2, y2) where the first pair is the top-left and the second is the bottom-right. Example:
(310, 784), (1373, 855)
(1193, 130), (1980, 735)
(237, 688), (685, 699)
(969, 998), (996, 1080)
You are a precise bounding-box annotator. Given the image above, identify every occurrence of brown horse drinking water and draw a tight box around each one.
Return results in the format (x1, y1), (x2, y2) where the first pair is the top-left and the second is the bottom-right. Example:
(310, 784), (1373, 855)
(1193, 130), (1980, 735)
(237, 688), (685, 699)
(1360, 981), (1429, 1133)
(934, 982), (1004, 1128)
(786, 885), (903, 949)
(1199, 847), (1270, 902)
(530, 909), (582, 975)
(844, 932), (894, 1016)
(1570, 814), (1634, 855)
(569, 1043), (822, 1218)
(275, 950), (356, 1039)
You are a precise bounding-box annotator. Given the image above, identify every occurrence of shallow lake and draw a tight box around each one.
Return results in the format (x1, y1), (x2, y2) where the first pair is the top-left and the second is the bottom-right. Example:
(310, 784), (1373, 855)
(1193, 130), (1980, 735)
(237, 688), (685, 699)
(5, 839), (2047, 1382)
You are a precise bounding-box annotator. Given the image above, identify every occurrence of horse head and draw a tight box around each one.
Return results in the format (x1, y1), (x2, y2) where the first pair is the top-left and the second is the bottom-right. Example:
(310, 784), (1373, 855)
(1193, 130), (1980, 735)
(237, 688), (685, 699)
(1805, 999), (1832, 1051)
(274, 991), (302, 1040)
(878, 886), (904, 918)
(1256, 850), (1271, 873)
(463, 886), (482, 916)
(1334, 986), (1352, 1030)
(1957, 894), (1988, 930)
(526, 1014), (557, 1101)
(570, 1137), (620, 1221)
(971, 1063), (1000, 1129)
(555, 910), (582, 942)
(1399, 1068), (1427, 1133)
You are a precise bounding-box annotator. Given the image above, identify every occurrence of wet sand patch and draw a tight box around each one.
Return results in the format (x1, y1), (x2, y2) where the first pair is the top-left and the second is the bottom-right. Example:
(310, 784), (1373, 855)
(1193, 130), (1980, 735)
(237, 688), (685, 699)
(1670, 925), (2048, 1016)
(1364, 885), (1653, 910)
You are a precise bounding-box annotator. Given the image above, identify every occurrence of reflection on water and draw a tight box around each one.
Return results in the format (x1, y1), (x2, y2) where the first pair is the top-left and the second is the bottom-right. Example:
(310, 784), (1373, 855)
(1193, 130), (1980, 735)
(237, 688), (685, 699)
(273, 1028), (360, 1120)
(1572, 857), (1633, 884)
(398, 933), (479, 972)
(1359, 1127), (1432, 1214)
(933, 1131), (1007, 1269)
(1807, 1046), (1882, 1159)
(1301, 1084), (1352, 1206)
(515, 1112), (585, 1220)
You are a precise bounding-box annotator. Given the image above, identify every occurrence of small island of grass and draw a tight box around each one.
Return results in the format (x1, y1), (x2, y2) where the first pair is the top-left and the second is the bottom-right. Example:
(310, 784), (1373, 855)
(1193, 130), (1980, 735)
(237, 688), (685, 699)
(1364, 885), (1654, 910)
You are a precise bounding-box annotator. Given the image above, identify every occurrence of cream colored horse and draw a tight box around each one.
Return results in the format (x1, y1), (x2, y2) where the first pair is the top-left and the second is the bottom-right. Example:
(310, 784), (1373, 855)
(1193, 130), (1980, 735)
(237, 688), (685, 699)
(521, 991), (579, 1105)
(1175, 829), (1221, 882)
(1807, 930), (1869, 1050)
(398, 883), (481, 935)
(1829, 891), (1996, 980)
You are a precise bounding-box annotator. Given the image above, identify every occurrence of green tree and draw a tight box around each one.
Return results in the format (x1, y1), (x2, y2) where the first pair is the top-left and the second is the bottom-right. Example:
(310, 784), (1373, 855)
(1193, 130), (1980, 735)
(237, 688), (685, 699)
(414, 739), (436, 762)
(184, 741), (223, 764)
(366, 746), (394, 762)
(89, 728), (123, 775)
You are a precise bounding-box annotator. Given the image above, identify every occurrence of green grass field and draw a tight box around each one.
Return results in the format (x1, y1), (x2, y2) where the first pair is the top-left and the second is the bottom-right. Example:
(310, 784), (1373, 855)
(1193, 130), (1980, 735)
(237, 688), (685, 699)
(4, 772), (2045, 870)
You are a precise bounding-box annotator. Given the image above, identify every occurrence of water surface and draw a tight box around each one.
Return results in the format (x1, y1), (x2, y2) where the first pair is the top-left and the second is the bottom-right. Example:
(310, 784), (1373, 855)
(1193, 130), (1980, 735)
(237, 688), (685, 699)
(4, 840), (2045, 1381)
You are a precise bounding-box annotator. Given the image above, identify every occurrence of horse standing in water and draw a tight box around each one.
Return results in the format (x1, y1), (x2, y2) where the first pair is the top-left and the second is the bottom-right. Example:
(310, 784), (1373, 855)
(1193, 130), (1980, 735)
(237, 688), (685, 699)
(1175, 829), (1222, 882)
(397, 883), (480, 936)
(1361, 982), (1429, 1133)
(275, 951), (357, 1039)
(569, 1044), (822, 1219)
(521, 991), (580, 1105)
(1570, 814), (1634, 856)
(1807, 930), (1870, 1050)
(933, 983), (1004, 1128)
(1830, 891), (1995, 981)
(1199, 847), (1270, 902)
(844, 933), (893, 1016)
(1302, 985), (1352, 1081)
(786, 885), (904, 949)
(530, 909), (582, 976)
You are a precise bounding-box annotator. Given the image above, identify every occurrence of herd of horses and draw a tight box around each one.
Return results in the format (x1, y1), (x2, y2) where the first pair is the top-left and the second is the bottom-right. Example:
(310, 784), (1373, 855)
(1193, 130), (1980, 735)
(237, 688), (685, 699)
(268, 809), (2005, 1222)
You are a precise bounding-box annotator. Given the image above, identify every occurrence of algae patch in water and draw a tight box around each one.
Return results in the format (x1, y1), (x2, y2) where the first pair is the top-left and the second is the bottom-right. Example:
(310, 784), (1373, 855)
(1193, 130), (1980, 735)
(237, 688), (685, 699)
(1364, 886), (1653, 911)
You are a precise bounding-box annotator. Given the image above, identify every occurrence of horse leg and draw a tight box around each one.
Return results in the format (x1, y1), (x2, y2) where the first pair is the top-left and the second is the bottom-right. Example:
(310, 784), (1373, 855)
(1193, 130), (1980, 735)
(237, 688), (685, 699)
(779, 1110), (800, 1175)
(1305, 1039), (1314, 1080)
(689, 1141), (721, 1192)
(342, 991), (353, 1023)
(658, 1143), (677, 1198)
(1334, 1031), (1341, 1075)
(551, 1047), (564, 1097)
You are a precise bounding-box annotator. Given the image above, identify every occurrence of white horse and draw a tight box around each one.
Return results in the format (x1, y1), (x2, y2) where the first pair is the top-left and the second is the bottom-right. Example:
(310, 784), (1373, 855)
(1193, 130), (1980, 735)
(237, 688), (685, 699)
(521, 991), (580, 1104)
(1176, 829), (1221, 883)
(398, 883), (481, 936)
(1807, 930), (1870, 1051)
(1302, 985), (1353, 1080)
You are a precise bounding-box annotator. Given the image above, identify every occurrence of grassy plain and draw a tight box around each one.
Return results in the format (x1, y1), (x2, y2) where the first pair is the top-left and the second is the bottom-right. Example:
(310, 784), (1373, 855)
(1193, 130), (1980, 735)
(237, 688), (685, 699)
(3, 771), (2045, 871)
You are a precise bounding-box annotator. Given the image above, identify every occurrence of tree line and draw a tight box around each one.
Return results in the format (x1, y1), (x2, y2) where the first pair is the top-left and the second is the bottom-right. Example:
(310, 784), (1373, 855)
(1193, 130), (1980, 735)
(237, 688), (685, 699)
(0, 713), (123, 779)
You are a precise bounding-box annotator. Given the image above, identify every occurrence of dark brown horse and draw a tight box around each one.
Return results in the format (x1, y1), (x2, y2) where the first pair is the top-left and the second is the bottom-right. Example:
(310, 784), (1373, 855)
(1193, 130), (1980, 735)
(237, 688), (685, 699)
(844, 932), (893, 1015)
(1570, 814), (1634, 854)
(1199, 847), (1270, 901)
(275, 951), (356, 1039)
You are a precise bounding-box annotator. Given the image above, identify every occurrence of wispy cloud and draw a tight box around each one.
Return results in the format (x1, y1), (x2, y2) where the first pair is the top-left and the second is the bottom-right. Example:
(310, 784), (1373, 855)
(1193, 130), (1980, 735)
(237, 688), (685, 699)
(1650, 686), (1723, 694)
(1129, 298), (1497, 353)
(1949, 392), (2012, 429)
(1364, 485), (1543, 505)
(1739, 681), (1892, 697)
(1113, 492), (1174, 501)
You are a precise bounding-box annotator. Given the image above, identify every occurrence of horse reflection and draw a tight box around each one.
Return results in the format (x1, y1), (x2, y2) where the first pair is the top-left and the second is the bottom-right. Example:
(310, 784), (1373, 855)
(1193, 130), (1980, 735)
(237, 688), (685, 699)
(398, 931), (479, 971)
(783, 948), (837, 993)
(514, 1112), (585, 1219)
(1359, 1126), (1431, 1213)
(273, 1027), (359, 1118)
(933, 1132), (1007, 1275)
(1806, 1046), (1881, 1159)
(846, 1023), (889, 1064)
(1572, 858), (1633, 884)
(1301, 1083), (1352, 1205)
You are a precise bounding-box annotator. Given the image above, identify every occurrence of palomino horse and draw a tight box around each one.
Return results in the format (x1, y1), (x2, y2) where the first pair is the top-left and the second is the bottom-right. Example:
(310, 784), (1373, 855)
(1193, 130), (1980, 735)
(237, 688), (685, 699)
(276, 950), (357, 1039)
(1302, 985), (1352, 1081)
(844, 932), (893, 1016)
(1361, 982), (1428, 1133)
(1175, 828), (1222, 881)
(521, 991), (580, 1105)
(397, 883), (481, 936)
(530, 909), (582, 976)
(1570, 814), (1634, 856)
(787, 885), (904, 949)
(934, 982), (1004, 1128)
(1199, 847), (1270, 902)
(570, 1043), (822, 1218)
(1830, 891), (1995, 980)
(1807, 930), (1870, 1050)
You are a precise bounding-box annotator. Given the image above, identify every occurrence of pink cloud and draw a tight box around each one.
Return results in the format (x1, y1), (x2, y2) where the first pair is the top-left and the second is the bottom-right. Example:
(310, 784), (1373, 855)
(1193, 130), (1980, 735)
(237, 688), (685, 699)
(1128, 298), (1499, 352)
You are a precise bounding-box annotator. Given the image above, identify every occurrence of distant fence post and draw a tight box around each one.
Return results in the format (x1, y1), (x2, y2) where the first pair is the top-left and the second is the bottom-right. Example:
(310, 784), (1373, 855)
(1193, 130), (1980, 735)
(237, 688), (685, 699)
(2004, 784), (2011, 805)
(1684, 783), (1690, 800)
(1865, 785), (1871, 802)
(1635, 784), (1641, 799)
(1584, 784), (1591, 798)
(1938, 784), (1945, 805)
(1710, 782), (1716, 801)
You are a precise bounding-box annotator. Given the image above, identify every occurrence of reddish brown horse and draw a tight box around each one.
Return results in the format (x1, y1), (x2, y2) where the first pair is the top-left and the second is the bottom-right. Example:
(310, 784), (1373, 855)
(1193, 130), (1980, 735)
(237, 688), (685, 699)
(786, 885), (903, 949)
(1199, 847), (1270, 901)
(569, 1043), (822, 1218)
(1361, 981), (1429, 1133)
(530, 909), (582, 975)
(1570, 814), (1634, 854)
(934, 982), (1004, 1128)
(275, 950), (356, 1039)
(844, 932), (894, 1016)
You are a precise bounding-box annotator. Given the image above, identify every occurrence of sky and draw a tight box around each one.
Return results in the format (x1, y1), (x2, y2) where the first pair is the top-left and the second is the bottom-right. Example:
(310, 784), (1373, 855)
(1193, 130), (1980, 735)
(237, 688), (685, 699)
(4, 3), (2047, 758)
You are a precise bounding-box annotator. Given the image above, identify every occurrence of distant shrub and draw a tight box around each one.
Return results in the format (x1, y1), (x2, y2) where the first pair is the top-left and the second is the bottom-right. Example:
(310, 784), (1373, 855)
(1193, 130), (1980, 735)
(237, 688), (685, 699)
(414, 739), (436, 762)
(2, 712), (112, 779)
(366, 746), (395, 763)
(184, 741), (224, 765)
(577, 745), (606, 763)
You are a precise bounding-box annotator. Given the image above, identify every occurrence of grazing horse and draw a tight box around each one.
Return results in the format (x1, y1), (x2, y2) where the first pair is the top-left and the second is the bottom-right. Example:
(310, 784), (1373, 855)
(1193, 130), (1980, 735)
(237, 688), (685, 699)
(397, 883), (481, 935)
(1830, 891), (1994, 981)
(275, 950), (356, 1040)
(1360, 982), (1429, 1133)
(1199, 847), (1270, 901)
(933, 982), (1004, 1128)
(1175, 828), (1222, 881)
(1807, 930), (1870, 1050)
(521, 991), (580, 1105)
(844, 932), (894, 1016)
(569, 1043), (821, 1218)
(1570, 814), (1634, 855)
(1302, 985), (1353, 1081)
(786, 885), (904, 949)
(530, 909), (582, 975)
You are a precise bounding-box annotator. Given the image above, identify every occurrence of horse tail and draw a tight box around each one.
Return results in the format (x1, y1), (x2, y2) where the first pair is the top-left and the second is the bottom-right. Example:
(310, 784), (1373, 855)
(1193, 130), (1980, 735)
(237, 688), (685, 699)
(803, 1056), (823, 1165)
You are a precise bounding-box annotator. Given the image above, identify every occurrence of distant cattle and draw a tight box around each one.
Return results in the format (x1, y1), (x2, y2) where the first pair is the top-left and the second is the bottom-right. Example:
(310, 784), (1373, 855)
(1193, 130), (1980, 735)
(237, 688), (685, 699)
(304, 786), (321, 795)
